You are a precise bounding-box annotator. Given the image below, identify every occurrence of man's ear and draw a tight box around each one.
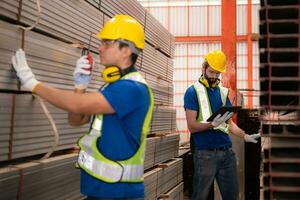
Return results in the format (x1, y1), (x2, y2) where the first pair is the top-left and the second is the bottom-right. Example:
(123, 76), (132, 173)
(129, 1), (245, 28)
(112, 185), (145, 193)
(121, 46), (132, 58)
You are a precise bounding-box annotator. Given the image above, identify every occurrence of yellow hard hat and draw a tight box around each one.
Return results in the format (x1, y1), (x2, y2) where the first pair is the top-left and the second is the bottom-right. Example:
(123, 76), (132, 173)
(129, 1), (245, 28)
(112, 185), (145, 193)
(96, 15), (145, 50)
(205, 50), (227, 73)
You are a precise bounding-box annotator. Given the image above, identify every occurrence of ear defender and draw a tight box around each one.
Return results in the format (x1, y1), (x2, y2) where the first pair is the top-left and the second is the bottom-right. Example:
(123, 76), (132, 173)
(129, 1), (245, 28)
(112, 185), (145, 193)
(102, 66), (121, 83)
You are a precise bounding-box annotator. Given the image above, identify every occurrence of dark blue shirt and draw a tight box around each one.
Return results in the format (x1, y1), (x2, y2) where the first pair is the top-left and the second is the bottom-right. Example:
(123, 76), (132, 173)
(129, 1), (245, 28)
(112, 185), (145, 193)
(184, 83), (232, 150)
(80, 78), (150, 198)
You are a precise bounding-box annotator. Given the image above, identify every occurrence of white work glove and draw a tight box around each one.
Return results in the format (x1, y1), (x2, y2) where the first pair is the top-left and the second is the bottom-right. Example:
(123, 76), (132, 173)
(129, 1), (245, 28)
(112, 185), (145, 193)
(244, 133), (261, 143)
(73, 55), (93, 90)
(11, 49), (40, 92)
(211, 111), (234, 128)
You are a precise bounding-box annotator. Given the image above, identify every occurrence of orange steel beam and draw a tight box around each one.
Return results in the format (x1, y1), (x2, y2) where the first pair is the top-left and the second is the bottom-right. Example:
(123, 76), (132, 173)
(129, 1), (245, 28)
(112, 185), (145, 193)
(175, 35), (247, 42)
(247, 0), (253, 108)
(221, 0), (237, 106)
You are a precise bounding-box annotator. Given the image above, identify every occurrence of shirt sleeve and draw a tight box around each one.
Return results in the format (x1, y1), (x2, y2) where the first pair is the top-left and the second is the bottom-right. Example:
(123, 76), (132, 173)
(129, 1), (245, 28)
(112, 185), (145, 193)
(101, 80), (147, 118)
(184, 86), (199, 111)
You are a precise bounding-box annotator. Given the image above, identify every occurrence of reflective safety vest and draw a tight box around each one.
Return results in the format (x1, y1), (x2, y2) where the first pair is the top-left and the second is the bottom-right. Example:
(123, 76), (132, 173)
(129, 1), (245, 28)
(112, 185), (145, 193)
(77, 72), (154, 183)
(193, 81), (230, 134)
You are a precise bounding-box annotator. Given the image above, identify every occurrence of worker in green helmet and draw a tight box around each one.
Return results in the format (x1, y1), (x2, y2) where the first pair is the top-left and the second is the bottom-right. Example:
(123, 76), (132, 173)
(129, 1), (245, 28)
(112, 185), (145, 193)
(11, 15), (153, 199)
(184, 50), (260, 200)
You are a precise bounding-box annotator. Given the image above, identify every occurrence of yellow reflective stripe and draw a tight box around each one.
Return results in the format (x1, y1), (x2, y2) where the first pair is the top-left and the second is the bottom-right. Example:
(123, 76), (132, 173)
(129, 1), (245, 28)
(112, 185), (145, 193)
(194, 82), (212, 121)
(219, 86), (229, 106)
(77, 72), (153, 182)
(78, 150), (123, 183)
(193, 82), (229, 134)
(91, 115), (102, 133)
(122, 72), (147, 84)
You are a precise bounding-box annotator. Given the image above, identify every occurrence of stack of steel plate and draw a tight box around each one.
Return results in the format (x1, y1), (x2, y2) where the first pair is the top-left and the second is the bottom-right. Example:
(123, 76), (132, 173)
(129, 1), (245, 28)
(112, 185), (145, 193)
(0, 20), (104, 92)
(158, 182), (184, 200)
(144, 12), (172, 57)
(144, 137), (158, 170)
(144, 158), (183, 200)
(0, 93), (88, 161)
(151, 107), (177, 134)
(259, 0), (300, 199)
(154, 134), (179, 165)
(0, 0), (177, 198)
(144, 134), (180, 171)
(142, 43), (169, 80)
(156, 158), (183, 196)
(99, 0), (146, 27)
(146, 73), (173, 106)
(0, 153), (84, 200)
(0, 0), (103, 52)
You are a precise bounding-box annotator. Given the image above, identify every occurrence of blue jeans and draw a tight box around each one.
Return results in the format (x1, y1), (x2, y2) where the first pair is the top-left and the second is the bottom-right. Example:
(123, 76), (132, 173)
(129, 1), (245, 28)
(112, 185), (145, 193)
(86, 197), (144, 200)
(192, 148), (238, 200)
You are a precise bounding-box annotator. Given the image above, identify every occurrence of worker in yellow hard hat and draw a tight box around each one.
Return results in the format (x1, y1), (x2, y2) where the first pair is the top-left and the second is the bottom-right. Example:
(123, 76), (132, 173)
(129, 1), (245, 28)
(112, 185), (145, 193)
(11, 15), (153, 199)
(184, 50), (260, 200)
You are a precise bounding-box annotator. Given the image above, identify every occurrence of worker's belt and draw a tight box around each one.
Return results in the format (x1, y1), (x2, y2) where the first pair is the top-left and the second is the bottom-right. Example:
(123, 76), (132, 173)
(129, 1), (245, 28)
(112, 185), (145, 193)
(206, 145), (231, 152)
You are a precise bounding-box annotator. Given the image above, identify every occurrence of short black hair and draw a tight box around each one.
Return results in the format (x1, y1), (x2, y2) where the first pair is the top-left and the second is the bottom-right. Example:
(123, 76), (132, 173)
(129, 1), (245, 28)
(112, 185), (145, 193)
(118, 42), (139, 65)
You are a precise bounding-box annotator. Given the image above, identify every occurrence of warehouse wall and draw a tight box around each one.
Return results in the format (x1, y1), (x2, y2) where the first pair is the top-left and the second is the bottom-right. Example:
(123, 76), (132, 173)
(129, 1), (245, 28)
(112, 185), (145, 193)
(138, 0), (260, 144)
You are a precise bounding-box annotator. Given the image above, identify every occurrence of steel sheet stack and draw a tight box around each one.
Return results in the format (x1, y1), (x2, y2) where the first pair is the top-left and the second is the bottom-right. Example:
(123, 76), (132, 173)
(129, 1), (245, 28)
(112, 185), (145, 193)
(144, 158), (183, 200)
(259, 0), (300, 199)
(0, 0), (178, 198)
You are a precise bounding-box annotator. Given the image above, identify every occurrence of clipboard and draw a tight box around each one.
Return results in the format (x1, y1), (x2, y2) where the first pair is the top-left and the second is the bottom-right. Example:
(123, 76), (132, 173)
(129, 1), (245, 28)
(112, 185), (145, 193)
(207, 106), (241, 122)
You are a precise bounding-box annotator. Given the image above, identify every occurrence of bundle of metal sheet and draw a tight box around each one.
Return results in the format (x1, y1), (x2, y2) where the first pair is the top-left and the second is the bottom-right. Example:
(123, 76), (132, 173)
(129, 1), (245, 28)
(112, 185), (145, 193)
(0, 93), (89, 161)
(99, 0), (146, 27)
(156, 158), (183, 195)
(0, 94), (12, 161)
(144, 137), (158, 170)
(0, 0), (103, 52)
(146, 73), (173, 106)
(142, 43), (169, 81)
(144, 167), (162, 200)
(158, 182), (184, 200)
(144, 158), (183, 200)
(145, 12), (172, 57)
(154, 134), (179, 165)
(259, 0), (300, 199)
(151, 106), (177, 134)
(0, 153), (83, 200)
(144, 134), (179, 171)
(0, 20), (104, 92)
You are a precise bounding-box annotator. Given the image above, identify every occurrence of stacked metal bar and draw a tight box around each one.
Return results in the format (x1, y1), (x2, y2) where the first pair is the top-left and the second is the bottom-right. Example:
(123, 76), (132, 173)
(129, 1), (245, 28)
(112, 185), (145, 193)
(259, 0), (300, 199)
(158, 182), (184, 200)
(144, 158), (183, 200)
(144, 134), (180, 170)
(0, 153), (84, 200)
(0, 93), (89, 161)
(151, 106), (177, 135)
(0, 0), (177, 198)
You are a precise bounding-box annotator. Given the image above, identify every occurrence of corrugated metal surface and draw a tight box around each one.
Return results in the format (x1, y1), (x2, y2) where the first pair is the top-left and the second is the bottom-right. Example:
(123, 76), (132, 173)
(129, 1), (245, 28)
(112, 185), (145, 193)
(189, 6), (208, 36)
(237, 4), (248, 35)
(209, 5), (221, 35)
(170, 7), (187, 36)
(148, 7), (169, 28)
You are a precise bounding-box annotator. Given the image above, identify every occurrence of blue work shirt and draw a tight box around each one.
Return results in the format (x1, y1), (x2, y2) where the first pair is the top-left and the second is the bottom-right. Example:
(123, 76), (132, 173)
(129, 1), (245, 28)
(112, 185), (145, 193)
(80, 77), (150, 198)
(184, 83), (232, 150)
